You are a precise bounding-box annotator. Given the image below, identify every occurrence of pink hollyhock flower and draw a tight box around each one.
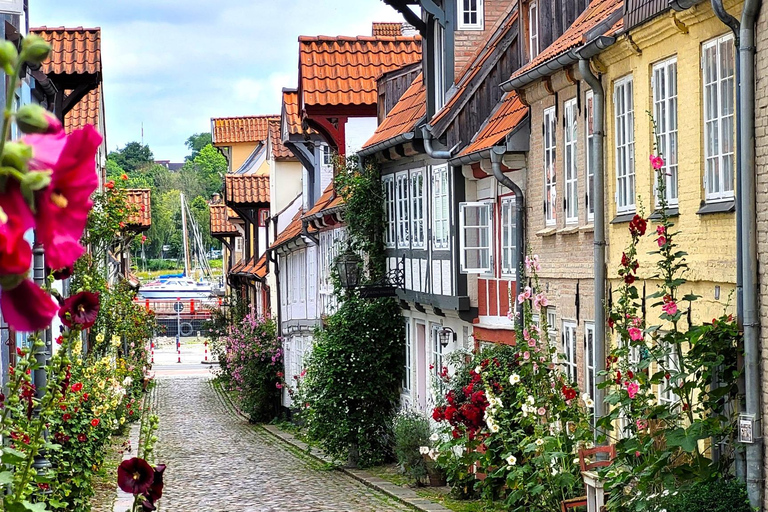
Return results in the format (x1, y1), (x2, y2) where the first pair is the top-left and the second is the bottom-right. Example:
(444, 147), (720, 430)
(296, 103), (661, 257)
(626, 381), (640, 399)
(28, 125), (102, 270)
(628, 327), (643, 341)
(662, 301), (678, 316)
(657, 235), (667, 247)
(656, 225), (665, 235)
(58, 291), (100, 329)
(517, 286), (532, 304)
(636, 419), (648, 430)
(650, 154), (665, 170)
(523, 328), (531, 342)
(1, 279), (59, 332)
(523, 351), (530, 360)
(527, 339), (537, 348)
(537, 406), (546, 416)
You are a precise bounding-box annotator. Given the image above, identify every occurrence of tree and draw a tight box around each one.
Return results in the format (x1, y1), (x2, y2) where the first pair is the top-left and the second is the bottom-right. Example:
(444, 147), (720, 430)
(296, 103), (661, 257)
(185, 133), (213, 161)
(191, 144), (227, 198)
(108, 142), (153, 173)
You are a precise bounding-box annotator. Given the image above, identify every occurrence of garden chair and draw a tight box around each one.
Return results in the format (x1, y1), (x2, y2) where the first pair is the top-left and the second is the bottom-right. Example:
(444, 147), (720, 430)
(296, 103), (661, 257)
(559, 445), (616, 512)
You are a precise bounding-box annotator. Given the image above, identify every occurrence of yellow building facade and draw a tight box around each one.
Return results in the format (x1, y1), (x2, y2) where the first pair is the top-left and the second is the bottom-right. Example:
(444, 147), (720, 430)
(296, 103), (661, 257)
(600, 0), (741, 324)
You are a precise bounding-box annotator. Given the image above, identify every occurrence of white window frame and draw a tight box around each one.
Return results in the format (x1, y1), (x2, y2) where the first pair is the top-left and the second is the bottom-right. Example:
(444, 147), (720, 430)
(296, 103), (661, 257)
(546, 308), (557, 348)
(500, 197), (517, 277)
(322, 144), (333, 166)
(459, 202), (493, 274)
(702, 34), (736, 202)
(543, 106), (557, 226)
(234, 237), (243, 253)
(395, 172), (410, 247)
(433, 23), (447, 110)
(658, 342), (680, 408)
(585, 90), (595, 222)
(404, 320), (412, 393)
(614, 75), (636, 213)
(562, 321), (577, 383)
(410, 169), (426, 249)
(564, 98), (578, 224)
(383, 175), (396, 248)
(457, 0), (484, 30)
(528, 1), (539, 60)
(432, 165), (450, 250)
(298, 250), (306, 304)
(584, 322), (596, 402)
(652, 57), (679, 207)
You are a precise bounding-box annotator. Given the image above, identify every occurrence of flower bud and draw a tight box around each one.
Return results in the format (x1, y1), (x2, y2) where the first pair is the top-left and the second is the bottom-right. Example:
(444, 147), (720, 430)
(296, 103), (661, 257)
(16, 104), (62, 135)
(2, 141), (32, 171)
(22, 170), (52, 192)
(0, 41), (18, 72)
(20, 34), (51, 64)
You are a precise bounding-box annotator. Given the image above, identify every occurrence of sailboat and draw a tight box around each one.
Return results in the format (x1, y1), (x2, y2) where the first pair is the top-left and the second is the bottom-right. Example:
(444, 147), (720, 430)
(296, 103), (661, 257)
(139, 193), (214, 300)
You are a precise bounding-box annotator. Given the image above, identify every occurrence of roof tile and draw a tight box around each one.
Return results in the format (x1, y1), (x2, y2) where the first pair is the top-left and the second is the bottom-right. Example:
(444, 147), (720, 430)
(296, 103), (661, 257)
(268, 119), (295, 160)
(225, 174), (270, 204)
(271, 210), (313, 248)
(363, 73), (425, 149)
(282, 89), (303, 136)
(458, 92), (528, 157)
(232, 254), (267, 279)
(125, 189), (151, 229)
(372, 22), (403, 37)
(303, 182), (345, 220)
(31, 26), (101, 76)
(299, 35), (421, 108)
(210, 204), (240, 235)
(65, 85), (101, 133)
(212, 115), (278, 145)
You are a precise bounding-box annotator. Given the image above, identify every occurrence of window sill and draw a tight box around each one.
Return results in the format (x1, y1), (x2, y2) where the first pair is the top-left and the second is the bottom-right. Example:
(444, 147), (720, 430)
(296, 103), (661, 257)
(580, 224), (595, 233)
(649, 207), (679, 220)
(536, 227), (557, 237)
(697, 200), (735, 215)
(611, 212), (636, 224)
(557, 226), (580, 235)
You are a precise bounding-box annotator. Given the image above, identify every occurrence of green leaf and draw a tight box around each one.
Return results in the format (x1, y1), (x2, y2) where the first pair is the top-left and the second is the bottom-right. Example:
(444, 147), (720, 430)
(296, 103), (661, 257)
(21, 501), (48, 512)
(0, 470), (12, 484)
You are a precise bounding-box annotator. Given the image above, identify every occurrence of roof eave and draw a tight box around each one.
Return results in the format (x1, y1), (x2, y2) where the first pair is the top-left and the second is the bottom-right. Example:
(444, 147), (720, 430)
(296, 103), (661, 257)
(447, 114), (530, 166)
(358, 127), (421, 158)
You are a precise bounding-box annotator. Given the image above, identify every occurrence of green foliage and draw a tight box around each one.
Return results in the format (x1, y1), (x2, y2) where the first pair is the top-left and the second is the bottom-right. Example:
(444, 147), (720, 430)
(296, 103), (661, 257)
(107, 142), (153, 173)
(393, 411), (432, 484)
(648, 480), (751, 512)
(185, 132), (213, 161)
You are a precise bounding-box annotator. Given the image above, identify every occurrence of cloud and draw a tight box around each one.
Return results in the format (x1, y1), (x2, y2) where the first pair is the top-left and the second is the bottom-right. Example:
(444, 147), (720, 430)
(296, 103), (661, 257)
(30, 0), (405, 160)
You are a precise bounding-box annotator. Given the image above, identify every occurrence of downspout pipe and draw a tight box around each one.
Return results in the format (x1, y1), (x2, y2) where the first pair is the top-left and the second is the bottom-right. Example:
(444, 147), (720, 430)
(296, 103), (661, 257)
(268, 216), (282, 328)
(490, 148), (525, 329)
(421, 125), (457, 159)
(577, 56), (607, 436)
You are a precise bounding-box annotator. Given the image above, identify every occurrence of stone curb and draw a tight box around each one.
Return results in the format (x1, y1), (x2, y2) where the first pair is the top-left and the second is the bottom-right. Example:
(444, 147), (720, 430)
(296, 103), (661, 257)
(212, 381), (451, 512)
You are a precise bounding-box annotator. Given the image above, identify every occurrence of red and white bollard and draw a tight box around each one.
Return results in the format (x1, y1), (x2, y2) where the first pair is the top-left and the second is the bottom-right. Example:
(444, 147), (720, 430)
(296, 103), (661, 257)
(204, 340), (208, 362)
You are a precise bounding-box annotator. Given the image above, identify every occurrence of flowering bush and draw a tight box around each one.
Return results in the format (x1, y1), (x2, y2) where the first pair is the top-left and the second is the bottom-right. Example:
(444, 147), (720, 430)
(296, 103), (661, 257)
(392, 410), (433, 484)
(217, 309), (282, 421)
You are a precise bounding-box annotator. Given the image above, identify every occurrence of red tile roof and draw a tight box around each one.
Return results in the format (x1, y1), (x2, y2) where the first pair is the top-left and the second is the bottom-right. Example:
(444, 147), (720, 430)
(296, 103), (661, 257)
(269, 119), (295, 160)
(431, 9), (519, 127)
(363, 73), (425, 150)
(232, 254), (267, 279)
(212, 115), (278, 146)
(508, 0), (624, 83)
(65, 86), (101, 133)
(299, 35), (421, 108)
(372, 22), (403, 37)
(30, 27), (101, 76)
(282, 89), (303, 136)
(271, 210), (316, 249)
(210, 204), (240, 235)
(225, 174), (270, 204)
(458, 92), (528, 157)
(303, 182), (345, 220)
(125, 189), (151, 229)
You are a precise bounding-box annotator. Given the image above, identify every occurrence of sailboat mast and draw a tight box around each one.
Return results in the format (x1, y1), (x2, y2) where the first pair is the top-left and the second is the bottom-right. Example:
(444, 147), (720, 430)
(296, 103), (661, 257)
(180, 193), (191, 277)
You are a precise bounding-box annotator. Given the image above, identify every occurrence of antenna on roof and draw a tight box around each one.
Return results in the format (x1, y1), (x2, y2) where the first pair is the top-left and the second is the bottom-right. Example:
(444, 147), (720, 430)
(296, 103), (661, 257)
(141, 122), (144, 145)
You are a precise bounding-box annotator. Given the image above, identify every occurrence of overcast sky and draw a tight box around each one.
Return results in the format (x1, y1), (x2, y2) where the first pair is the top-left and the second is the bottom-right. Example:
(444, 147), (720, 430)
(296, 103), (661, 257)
(30, 0), (404, 161)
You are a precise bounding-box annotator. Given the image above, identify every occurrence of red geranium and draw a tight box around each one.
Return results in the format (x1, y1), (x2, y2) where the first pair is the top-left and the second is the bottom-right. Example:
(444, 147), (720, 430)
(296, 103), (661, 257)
(91, 418), (100, 427)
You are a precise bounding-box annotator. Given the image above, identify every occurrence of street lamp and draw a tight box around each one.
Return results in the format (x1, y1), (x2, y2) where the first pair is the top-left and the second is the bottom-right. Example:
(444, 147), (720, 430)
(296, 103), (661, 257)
(439, 327), (456, 349)
(336, 251), (362, 290)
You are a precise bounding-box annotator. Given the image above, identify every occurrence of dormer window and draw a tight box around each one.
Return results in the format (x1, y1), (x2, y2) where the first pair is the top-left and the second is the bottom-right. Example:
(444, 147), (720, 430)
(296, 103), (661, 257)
(458, 0), (483, 30)
(529, 1), (539, 60)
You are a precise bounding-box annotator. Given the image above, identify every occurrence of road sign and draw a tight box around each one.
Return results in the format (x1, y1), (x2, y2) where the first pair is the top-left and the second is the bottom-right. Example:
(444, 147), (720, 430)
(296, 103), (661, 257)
(173, 302), (184, 313)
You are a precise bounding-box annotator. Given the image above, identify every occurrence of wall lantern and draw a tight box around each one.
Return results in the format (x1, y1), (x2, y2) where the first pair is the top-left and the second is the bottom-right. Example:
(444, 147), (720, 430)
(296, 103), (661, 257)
(336, 251), (405, 299)
(337, 251), (362, 290)
(439, 326), (456, 348)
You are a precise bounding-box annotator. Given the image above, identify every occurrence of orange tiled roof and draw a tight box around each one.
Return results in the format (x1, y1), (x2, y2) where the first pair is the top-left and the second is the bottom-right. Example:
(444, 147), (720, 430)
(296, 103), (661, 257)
(210, 204), (240, 235)
(271, 210), (314, 249)
(282, 89), (303, 136)
(363, 73), (425, 150)
(125, 189), (151, 228)
(212, 115), (278, 146)
(431, 9), (519, 127)
(459, 92), (528, 157)
(508, 0), (624, 83)
(299, 35), (421, 108)
(303, 182), (345, 220)
(65, 86), (101, 133)
(269, 119), (295, 160)
(372, 22), (403, 37)
(225, 174), (270, 204)
(232, 254), (267, 279)
(31, 26), (101, 76)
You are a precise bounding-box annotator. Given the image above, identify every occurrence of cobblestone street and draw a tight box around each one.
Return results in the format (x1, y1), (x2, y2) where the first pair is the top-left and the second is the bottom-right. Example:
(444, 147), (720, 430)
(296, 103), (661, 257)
(154, 367), (413, 511)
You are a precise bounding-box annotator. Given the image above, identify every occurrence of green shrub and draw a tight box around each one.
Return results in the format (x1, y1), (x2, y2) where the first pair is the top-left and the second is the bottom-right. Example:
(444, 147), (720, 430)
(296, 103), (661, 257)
(650, 479), (751, 512)
(393, 411), (431, 484)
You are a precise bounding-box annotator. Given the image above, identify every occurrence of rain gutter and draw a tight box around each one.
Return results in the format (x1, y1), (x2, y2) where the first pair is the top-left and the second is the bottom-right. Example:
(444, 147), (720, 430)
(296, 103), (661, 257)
(420, 125), (457, 159)
(357, 128), (420, 159)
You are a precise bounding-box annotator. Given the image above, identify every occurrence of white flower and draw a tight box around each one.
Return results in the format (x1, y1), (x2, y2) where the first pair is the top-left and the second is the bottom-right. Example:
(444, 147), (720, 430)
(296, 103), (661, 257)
(535, 438), (545, 447)
(122, 376), (133, 387)
(495, 397), (503, 408)
(490, 423), (500, 433)
(505, 455), (517, 466)
(509, 373), (521, 385)
(474, 365), (482, 374)
(419, 446), (430, 455)
(527, 395), (535, 405)
(430, 433), (440, 442)
(582, 392), (590, 402)
(585, 398), (595, 408)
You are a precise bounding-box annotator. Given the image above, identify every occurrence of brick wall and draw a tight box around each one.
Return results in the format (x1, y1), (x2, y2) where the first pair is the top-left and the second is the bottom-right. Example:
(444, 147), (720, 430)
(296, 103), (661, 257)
(754, 4), (768, 509)
(453, 0), (511, 79)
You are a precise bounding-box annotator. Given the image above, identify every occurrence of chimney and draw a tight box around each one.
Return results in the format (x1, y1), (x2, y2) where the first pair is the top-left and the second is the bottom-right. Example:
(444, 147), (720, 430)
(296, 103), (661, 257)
(372, 22), (403, 37)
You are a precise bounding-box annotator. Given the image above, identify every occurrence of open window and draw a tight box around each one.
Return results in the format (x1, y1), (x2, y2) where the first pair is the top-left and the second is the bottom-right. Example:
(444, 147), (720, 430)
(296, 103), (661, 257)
(459, 202), (492, 274)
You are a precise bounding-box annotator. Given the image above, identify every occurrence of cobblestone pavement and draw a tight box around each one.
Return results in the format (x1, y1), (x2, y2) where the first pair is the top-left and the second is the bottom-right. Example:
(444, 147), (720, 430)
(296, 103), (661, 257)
(155, 372), (413, 512)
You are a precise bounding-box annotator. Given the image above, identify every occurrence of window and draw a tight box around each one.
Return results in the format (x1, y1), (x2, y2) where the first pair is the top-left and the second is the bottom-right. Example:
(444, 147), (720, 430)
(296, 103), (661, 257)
(433, 22), (447, 110)
(322, 145), (333, 166)
(562, 321), (577, 382)
(658, 343), (680, 407)
(383, 176), (396, 248)
(546, 309), (557, 348)
(584, 322), (596, 402)
(614, 75), (636, 213)
(458, 0), (483, 30)
(543, 107), (557, 226)
(404, 320), (412, 393)
(431, 325), (445, 394)
(501, 197), (517, 276)
(528, 1), (539, 60)
(258, 208), (269, 227)
(234, 237), (243, 253)
(703, 34), (735, 201)
(432, 165), (450, 250)
(652, 57), (679, 206)
(585, 91), (595, 222)
(396, 173), (410, 247)
(459, 202), (492, 273)
(564, 98), (578, 224)
(410, 170), (425, 249)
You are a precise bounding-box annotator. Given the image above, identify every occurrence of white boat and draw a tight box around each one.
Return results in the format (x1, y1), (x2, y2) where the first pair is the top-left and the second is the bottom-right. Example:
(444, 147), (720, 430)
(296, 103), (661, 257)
(138, 277), (212, 300)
